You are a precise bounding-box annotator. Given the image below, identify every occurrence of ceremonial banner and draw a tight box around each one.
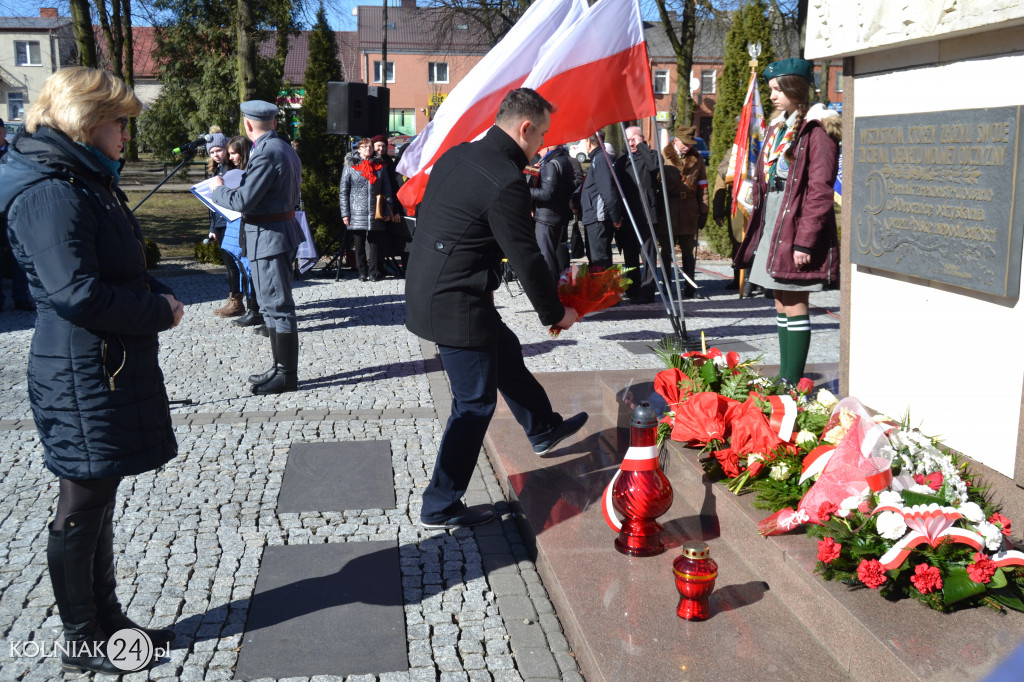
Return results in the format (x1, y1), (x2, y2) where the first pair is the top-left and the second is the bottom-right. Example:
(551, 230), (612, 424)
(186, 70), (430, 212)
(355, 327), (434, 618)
(729, 73), (766, 217)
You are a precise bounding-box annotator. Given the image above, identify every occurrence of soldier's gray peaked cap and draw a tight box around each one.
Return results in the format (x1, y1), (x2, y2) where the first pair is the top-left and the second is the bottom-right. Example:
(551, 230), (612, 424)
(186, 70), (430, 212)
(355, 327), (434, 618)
(240, 100), (279, 121)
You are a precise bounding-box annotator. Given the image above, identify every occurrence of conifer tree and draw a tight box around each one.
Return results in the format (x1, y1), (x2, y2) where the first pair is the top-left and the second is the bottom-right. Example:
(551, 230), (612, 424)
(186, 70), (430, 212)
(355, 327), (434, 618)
(298, 4), (348, 253)
(703, 0), (775, 256)
(708, 0), (775, 177)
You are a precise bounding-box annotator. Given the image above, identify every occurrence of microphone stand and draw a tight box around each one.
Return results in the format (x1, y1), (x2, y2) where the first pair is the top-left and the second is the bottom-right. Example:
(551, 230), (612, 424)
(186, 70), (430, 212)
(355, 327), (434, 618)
(131, 146), (201, 213)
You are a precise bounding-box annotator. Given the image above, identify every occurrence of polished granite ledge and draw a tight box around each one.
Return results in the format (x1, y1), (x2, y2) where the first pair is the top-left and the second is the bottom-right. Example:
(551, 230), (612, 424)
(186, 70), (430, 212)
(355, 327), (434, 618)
(484, 368), (1024, 682)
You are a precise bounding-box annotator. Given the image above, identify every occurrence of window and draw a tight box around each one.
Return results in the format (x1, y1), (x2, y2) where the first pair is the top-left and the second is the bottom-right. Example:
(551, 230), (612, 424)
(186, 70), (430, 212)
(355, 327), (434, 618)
(428, 62), (449, 84)
(8, 92), (24, 120)
(835, 71), (843, 93)
(653, 70), (669, 95)
(455, 23), (469, 30)
(14, 41), (41, 66)
(700, 70), (715, 95)
(374, 60), (394, 84)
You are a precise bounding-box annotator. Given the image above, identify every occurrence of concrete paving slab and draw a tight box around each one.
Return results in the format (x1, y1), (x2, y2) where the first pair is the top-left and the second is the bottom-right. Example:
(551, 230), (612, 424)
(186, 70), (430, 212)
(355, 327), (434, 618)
(277, 441), (396, 514)
(234, 542), (407, 679)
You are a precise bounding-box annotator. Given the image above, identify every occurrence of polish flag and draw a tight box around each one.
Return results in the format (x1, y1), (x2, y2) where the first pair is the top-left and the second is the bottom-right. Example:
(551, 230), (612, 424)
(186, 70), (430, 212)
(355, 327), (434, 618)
(397, 0), (655, 212)
(728, 72), (766, 217)
(523, 0), (654, 146)
(396, 0), (585, 211)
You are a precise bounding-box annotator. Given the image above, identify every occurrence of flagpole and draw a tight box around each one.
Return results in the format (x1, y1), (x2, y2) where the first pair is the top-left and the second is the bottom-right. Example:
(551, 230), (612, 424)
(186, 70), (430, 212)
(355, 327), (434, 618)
(596, 130), (685, 342)
(652, 117), (689, 334)
(738, 43), (762, 299)
(612, 124), (691, 344)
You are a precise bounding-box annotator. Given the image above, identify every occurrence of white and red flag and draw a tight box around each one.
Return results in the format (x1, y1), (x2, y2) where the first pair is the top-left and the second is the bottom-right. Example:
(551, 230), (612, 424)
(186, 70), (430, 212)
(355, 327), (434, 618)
(522, 0), (655, 146)
(728, 72), (766, 217)
(396, 0), (655, 212)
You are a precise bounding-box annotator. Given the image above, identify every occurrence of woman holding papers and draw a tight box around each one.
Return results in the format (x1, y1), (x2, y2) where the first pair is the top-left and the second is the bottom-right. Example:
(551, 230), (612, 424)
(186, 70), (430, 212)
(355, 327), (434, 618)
(223, 135), (265, 332)
(206, 131), (245, 318)
(340, 137), (398, 281)
(735, 58), (841, 386)
(0, 67), (182, 674)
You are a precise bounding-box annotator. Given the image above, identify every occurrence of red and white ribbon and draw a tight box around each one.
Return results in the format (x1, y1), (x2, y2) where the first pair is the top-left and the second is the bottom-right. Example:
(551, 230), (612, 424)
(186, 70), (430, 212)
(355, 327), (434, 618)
(767, 394), (796, 442)
(602, 445), (658, 532)
(799, 444), (836, 484)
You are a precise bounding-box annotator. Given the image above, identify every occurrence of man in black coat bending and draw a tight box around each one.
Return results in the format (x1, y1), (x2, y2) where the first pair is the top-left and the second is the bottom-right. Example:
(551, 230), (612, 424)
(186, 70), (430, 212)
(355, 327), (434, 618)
(405, 88), (588, 529)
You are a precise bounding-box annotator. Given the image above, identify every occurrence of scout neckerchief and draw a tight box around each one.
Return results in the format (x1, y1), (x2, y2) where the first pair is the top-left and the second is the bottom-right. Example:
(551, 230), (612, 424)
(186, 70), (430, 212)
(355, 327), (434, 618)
(762, 110), (799, 187)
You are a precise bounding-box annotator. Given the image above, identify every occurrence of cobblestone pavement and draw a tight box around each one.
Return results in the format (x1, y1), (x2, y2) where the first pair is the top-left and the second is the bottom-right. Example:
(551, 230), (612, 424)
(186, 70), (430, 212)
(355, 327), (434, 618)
(0, 260), (839, 681)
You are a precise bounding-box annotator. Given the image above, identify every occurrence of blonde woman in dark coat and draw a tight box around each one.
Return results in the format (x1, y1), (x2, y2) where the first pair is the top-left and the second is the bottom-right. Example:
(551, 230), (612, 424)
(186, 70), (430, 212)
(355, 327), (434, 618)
(0, 67), (182, 674)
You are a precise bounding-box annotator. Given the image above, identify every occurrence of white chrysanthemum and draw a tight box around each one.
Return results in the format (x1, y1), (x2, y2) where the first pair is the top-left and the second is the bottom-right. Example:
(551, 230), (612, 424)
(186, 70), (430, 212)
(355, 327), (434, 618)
(795, 430), (817, 448)
(876, 511), (908, 541)
(910, 484), (935, 495)
(976, 521), (1004, 551)
(835, 494), (864, 518)
(769, 463), (790, 481)
(959, 501), (985, 523)
(712, 354), (728, 368)
(877, 490), (902, 507)
(816, 389), (838, 409)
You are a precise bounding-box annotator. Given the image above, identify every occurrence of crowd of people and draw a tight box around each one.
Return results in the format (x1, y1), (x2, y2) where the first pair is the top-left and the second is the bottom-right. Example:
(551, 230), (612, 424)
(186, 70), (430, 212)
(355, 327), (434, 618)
(0, 56), (840, 675)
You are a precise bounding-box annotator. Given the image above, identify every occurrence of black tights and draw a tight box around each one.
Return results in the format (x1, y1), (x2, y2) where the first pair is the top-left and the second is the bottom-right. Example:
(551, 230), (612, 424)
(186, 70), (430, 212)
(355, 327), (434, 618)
(52, 477), (121, 531)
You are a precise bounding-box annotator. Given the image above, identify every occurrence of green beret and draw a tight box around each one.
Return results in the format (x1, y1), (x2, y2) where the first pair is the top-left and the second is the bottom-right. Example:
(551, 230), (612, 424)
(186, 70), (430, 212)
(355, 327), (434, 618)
(240, 100), (280, 121)
(762, 58), (814, 84)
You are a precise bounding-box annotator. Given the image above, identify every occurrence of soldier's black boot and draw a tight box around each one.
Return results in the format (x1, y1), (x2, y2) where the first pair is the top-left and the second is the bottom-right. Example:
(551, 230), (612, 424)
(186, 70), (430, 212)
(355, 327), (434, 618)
(248, 329), (279, 385)
(252, 332), (298, 395)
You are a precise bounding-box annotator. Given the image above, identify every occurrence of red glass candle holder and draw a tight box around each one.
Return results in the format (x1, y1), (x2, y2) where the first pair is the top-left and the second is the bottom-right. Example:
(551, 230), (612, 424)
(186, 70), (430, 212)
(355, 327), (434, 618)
(612, 402), (673, 557)
(673, 541), (718, 620)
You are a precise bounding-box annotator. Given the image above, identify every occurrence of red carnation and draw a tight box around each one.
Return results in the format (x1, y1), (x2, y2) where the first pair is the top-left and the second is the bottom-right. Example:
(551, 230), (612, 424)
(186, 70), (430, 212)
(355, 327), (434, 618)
(989, 512), (1012, 537)
(713, 448), (742, 478)
(796, 377), (814, 394)
(910, 563), (943, 594)
(912, 472), (944, 491)
(817, 537), (842, 563)
(857, 559), (888, 589)
(967, 552), (997, 584)
(818, 501), (839, 522)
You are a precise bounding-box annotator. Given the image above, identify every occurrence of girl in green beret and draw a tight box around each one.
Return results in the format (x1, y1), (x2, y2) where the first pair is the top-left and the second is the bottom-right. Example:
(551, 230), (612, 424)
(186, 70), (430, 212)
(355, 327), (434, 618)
(734, 59), (842, 385)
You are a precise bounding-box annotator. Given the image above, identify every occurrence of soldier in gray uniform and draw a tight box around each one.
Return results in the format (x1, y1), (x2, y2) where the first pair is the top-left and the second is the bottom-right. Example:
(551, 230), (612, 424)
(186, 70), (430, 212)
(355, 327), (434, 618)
(210, 100), (304, 394)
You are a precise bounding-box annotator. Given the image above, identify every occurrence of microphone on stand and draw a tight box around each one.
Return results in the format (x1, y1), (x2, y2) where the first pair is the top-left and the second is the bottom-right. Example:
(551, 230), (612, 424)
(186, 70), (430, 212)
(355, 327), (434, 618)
(172, 134), (213, 155)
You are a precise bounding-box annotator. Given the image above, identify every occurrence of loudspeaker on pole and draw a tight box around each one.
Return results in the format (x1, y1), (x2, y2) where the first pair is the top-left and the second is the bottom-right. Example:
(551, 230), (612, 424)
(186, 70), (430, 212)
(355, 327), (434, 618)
(327, 81), (368, 136)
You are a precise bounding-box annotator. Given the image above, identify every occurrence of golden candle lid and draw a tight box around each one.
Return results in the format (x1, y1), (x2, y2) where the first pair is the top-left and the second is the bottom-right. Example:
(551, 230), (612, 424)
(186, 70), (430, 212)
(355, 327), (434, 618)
(682, 541), (710, 560)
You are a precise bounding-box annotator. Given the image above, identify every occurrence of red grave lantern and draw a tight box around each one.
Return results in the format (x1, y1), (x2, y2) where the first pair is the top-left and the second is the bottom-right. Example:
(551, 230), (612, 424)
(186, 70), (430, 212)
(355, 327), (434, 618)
(672, 541), (718, 620)
(603, 402), (674, 557)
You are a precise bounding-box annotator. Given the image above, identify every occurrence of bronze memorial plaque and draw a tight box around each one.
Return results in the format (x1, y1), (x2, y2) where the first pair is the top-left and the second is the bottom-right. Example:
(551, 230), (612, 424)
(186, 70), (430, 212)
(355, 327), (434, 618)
(851, 107), (1024, 298)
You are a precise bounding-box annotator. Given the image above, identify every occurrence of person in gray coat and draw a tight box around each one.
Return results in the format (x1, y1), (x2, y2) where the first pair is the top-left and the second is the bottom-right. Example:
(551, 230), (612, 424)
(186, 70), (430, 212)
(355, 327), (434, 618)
(210, 100), (304, 394)
(340, 137), (397, 281)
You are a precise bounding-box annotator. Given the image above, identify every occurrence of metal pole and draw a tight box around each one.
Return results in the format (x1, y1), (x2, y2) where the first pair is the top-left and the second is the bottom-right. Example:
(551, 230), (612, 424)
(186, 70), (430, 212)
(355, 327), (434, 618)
(131, 148), (200, 213)
(596, 131), (683, 341)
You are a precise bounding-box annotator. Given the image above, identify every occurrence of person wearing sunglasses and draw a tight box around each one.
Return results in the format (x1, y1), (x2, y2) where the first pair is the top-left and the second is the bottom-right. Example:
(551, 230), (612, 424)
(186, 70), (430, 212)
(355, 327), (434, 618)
(0, 66), (184, 675)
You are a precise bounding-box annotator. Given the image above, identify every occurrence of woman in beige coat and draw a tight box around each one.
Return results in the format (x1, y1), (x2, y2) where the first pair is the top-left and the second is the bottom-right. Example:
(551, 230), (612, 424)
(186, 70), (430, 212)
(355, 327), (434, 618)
(657, 125), (709, 298)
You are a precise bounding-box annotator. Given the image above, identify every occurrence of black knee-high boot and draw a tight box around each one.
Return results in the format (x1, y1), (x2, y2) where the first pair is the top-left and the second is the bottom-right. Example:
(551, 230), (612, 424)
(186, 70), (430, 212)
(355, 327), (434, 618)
(47, 507), (121, 675)
(248, 328), (279, 384)
(252, 331), (298, 395)
(92, 502), (176, 648)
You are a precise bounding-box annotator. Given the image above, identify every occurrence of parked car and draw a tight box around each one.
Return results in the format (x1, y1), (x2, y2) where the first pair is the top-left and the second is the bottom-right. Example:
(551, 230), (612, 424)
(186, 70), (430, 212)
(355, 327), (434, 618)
(4, 122), (23, 137)
(694, 136), (710, 164)
(388, 133), (413, 157)
(567, 139), (588, 163)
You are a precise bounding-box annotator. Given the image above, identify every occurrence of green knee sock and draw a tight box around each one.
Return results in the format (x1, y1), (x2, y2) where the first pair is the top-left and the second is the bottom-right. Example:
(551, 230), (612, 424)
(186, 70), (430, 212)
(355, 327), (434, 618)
(776, 313), (789, 380)
(786, 314), (811, 384)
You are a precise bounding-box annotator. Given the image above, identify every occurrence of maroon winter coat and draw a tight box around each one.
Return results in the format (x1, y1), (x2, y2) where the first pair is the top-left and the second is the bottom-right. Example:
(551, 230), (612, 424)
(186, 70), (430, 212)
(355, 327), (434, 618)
(734, 107), (841, 282)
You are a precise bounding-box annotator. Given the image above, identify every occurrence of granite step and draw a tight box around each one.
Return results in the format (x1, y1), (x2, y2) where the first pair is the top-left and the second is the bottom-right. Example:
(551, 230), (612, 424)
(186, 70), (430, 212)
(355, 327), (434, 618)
(484, 369), (1024, 682)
